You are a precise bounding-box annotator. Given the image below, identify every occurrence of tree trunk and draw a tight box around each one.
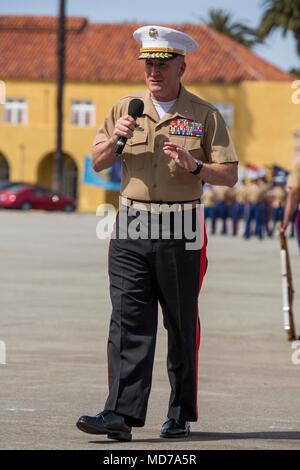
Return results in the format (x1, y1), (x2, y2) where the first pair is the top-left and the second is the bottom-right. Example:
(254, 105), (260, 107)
(296, 29), (300, 58)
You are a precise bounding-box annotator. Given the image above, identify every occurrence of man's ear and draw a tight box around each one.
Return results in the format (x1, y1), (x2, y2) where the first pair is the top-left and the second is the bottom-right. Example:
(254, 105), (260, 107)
(179, 61), (186, 79)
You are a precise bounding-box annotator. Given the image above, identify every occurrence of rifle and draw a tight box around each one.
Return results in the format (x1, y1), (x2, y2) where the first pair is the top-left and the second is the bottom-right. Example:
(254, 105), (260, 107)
(279, 205), (296, 341)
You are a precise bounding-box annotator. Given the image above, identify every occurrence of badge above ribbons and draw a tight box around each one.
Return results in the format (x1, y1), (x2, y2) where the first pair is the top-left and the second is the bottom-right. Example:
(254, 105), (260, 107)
(169, 119), (203, 137)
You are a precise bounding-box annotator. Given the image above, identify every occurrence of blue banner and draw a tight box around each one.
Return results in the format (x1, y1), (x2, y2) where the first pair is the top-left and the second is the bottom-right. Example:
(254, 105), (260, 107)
(272, 165), (289, 185)
(82, 156), (121, 191)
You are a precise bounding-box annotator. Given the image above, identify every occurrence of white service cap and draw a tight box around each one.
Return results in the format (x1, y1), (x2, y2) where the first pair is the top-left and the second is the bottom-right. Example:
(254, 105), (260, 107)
(133, 25), (198, 60)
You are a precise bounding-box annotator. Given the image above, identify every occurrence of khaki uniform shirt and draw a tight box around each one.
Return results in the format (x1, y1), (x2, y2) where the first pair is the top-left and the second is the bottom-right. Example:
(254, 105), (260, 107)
(226, 187), (236, 203)
(258, 180), (271, 198)
(287, 157), (300, 189)
(235, 184), (247, 204)
(202, 187), (216, 207)
(246, 182), (265, 204)
(213, 185), (232, 203)
(271, 185), (287, 208)
(93, 85), (238, 202)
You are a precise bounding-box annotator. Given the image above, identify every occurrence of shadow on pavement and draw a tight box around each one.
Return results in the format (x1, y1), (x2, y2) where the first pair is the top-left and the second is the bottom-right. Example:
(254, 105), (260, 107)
(187, 431), (300, 441)
(89, 431), (300, 444)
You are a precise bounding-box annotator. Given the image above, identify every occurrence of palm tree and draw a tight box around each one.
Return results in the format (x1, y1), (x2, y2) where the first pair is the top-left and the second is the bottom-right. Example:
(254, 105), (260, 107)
(290, 67), (300, 77)
(201, 8), (259, 49)
(258, 0), (300, 57)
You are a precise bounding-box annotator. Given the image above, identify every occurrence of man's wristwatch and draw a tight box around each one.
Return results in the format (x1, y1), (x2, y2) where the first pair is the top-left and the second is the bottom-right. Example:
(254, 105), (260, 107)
(190, 160), (203, 175)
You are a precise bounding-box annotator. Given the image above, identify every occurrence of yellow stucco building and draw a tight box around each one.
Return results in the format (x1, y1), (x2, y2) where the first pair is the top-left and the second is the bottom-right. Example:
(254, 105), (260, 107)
(0, 17), (299, 211)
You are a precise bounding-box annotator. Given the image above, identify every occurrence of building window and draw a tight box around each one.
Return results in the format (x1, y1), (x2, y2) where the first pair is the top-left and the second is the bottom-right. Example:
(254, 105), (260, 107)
(70, 100), (94, 127)
(212, 102), (234, 129)
(3, 98), (27, 124)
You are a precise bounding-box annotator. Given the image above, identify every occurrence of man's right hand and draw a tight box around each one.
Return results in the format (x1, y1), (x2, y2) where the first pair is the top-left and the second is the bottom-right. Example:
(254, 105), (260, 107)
(110, 115), (139, 144)
(91, 115), (140, 172)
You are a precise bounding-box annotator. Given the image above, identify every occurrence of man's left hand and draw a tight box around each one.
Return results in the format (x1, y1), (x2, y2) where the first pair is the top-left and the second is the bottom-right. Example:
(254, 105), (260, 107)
(163, 142), (197, 172)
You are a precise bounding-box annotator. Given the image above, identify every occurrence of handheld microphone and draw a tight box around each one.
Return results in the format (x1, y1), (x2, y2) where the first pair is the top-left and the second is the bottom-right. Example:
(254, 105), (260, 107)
(114, 99), (144, 155)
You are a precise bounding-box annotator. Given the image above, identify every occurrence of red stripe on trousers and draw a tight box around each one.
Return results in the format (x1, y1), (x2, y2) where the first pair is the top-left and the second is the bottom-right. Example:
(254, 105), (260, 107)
(195, 208), (207, 420)
(295, 212), (299, 236)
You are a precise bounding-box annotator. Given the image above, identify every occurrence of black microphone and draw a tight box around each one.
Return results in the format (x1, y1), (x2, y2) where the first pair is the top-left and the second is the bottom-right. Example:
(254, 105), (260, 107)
(114, 99), (144, 155)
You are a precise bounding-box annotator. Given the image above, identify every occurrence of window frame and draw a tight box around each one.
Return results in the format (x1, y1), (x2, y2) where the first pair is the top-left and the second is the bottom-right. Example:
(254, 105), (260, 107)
(69, 100), (95, 127)
(2, 98), (27, 125)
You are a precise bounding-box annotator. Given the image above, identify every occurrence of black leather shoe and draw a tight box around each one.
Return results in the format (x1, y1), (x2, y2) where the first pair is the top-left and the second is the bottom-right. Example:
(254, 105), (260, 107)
(160, 418), (190, 438)
(76, 410), (132, 441)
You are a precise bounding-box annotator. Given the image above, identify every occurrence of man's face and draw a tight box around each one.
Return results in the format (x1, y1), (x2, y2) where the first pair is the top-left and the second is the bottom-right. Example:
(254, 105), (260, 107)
(144, 56), (186, 101)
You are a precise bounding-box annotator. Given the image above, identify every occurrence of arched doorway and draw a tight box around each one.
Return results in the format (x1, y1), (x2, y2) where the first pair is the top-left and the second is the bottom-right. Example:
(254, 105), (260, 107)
(37, 152), (78, 200)
(0, 153), (9, 181)
(62, 157), (78, 200)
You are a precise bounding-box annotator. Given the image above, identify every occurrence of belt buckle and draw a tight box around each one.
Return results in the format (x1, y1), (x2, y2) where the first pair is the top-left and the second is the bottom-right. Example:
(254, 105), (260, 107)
(121, 196), (129, 207)
(150, 203), (161, 214)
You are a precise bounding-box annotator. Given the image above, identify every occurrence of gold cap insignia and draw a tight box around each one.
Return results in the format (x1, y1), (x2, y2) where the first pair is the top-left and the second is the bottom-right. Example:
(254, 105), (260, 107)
(149, 28), (158, 39)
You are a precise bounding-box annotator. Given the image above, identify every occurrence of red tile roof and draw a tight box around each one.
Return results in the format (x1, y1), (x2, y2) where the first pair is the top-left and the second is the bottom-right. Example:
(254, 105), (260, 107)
(0, 15), (87, 31)
(0, 16), (293, 83)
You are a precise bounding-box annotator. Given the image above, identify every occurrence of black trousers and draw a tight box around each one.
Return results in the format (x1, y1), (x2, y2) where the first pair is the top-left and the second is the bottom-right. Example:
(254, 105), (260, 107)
(104, 205), (207, 427)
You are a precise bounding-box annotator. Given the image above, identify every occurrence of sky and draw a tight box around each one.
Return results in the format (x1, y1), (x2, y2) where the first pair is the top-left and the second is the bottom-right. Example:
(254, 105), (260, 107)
(0, 0), (299, 72)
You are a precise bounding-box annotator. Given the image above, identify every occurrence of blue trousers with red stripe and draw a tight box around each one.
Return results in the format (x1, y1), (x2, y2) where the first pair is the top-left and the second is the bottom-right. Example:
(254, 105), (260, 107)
(104, 206), (207, 427)
(290, 209), (300, 240)
(231, 203), (244, 235)
(214, 201), (228, 234)
(244, 203), (263, 239)
(295, 210), (300, 250)
(204, 206), (217, 234)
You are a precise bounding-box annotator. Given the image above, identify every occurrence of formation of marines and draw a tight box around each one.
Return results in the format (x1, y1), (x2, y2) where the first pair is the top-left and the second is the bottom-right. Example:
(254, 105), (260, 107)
(203, 168), (300, 246)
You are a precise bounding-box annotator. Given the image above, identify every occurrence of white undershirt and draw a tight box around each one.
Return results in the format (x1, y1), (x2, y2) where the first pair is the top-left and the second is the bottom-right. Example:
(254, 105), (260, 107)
(151, 98), (177, 120)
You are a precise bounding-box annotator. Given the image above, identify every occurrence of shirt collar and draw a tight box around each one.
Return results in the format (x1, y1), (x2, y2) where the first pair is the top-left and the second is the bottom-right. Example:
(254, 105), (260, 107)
(142, 90), (159, 122)
(142, 85), (191, 125)
(167, 85), (191, 120)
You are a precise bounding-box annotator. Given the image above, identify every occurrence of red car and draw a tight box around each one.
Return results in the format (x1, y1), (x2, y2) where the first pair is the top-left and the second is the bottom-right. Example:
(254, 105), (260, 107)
(0, 183), (76, 212)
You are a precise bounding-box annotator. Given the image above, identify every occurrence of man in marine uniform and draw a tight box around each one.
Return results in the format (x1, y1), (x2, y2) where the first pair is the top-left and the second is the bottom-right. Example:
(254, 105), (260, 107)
(269, 175), (287, 236)
(244, 174), (267, 239)
(76, 25), (238, 441)
(202, 183), (217, 234)
(257, 169), (272, 237)
(231, 170), (247, 236)
(213, 185), (233, 235)
(278, 157), (300, 249)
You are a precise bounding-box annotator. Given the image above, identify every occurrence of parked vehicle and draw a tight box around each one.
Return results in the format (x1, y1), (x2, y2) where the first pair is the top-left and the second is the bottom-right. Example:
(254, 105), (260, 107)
(0, 181), (33, 191)
(0, 181), (18, 191)
(0, 183), (76, 212)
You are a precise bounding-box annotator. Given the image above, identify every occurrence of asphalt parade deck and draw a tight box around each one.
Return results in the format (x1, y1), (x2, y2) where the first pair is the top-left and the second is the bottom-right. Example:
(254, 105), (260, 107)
(1, 211), (300, 450)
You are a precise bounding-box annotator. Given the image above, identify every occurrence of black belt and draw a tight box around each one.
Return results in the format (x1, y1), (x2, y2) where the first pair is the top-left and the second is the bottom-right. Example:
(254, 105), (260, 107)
(125, 197), (201, 205)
